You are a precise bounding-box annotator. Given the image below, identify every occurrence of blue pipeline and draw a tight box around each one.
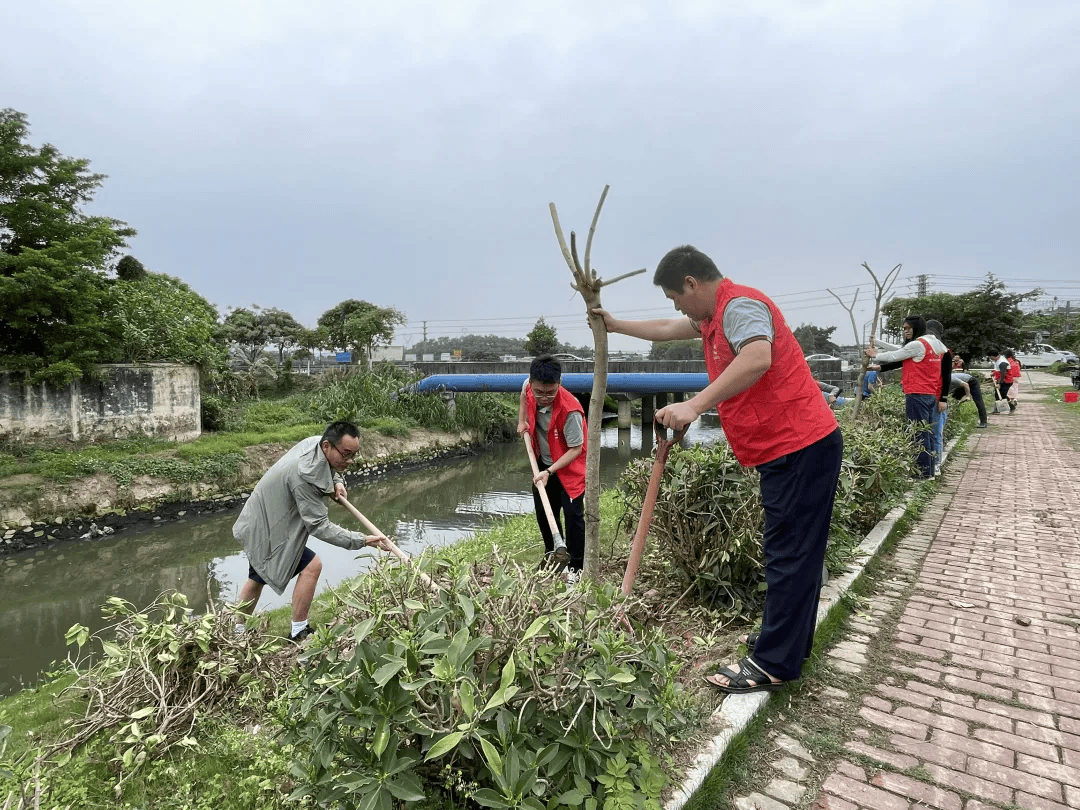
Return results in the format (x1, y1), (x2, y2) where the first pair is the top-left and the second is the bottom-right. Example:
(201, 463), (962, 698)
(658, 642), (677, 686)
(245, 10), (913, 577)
(404, 373), (709, 395)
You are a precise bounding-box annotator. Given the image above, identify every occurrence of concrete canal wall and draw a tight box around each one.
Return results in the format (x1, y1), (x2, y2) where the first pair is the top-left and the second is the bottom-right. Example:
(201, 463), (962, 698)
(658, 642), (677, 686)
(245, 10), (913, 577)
(0, 363), (201, 444)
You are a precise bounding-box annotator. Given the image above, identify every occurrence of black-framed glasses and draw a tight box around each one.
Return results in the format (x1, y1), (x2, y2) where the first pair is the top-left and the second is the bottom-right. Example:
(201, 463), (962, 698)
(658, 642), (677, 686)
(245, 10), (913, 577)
(329, 442), (357, 461)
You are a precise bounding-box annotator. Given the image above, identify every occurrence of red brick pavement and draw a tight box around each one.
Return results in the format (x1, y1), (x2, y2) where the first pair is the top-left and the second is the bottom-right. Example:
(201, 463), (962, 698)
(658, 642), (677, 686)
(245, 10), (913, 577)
(812, 399), (1080, 809)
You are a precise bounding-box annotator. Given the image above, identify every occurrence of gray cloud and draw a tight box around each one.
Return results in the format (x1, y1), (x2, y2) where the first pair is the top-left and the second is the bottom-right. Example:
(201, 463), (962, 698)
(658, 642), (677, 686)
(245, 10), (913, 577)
(4, 0), (1077, 350)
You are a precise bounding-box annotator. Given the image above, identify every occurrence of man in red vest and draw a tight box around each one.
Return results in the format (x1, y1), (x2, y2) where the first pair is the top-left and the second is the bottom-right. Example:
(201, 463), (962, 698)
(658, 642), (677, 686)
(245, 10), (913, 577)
(593, 245), (842, 694)
(517, 356), (588, 580)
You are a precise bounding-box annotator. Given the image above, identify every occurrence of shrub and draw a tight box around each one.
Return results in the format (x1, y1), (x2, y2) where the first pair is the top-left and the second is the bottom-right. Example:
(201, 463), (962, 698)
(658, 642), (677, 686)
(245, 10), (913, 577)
(279, 553), (687, 810)
(55, 593), (288, 795)
(615, 387), (925, 616)
(617, 444), (764, 618)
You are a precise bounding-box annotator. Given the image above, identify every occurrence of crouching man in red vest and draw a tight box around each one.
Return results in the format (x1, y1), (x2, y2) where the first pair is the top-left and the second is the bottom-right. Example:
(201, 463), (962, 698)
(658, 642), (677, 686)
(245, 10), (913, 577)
(517, 356), (588, 580)
(593, 245), (842, 694)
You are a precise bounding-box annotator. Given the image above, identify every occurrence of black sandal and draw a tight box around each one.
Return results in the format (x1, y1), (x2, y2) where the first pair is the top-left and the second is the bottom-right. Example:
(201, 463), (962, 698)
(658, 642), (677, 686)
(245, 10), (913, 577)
(704, 656), (787, 694)
(740, 632), (759, 649)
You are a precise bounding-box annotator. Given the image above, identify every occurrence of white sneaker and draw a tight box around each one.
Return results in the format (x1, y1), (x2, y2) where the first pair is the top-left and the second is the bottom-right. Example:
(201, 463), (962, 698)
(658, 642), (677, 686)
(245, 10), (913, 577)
(565, 569), (581, 586)
(934, 465), (941, 477)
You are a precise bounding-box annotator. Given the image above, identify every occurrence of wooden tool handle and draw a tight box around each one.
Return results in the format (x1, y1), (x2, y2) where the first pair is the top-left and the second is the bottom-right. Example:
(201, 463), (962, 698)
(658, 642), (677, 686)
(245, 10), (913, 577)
(521, 431), (563, 543)
(335, 496), (441, 593)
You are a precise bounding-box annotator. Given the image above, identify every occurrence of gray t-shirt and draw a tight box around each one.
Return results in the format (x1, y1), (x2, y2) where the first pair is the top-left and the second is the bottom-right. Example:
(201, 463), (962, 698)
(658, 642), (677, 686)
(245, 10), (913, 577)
(535, 407), (584, 465)
(949, 372), (972, 394)
(693, 297), (775, 350)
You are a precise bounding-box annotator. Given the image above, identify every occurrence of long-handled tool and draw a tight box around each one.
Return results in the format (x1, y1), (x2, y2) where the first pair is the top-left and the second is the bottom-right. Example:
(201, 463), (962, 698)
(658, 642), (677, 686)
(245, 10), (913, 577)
(521, 431), (570, 567)
(621, 419), (686, 597)
(335, 495), (442, 593)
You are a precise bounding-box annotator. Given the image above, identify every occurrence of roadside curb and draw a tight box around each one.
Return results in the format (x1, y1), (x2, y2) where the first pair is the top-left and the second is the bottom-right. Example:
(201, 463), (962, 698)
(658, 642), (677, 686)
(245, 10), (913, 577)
(665, 434), (962, 808)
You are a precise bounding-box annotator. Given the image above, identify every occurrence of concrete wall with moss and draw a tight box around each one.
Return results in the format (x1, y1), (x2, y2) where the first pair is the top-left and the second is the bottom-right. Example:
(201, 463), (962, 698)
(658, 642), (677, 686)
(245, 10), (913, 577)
(0, 364), (200, 444)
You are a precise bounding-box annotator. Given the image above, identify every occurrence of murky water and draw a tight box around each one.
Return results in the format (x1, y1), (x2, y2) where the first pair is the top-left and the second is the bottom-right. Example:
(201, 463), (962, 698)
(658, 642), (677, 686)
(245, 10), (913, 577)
(0, 418), (724, 695)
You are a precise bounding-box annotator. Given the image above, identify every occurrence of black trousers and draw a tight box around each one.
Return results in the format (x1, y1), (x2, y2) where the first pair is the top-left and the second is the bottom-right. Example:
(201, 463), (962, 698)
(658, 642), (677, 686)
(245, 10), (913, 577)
(532, 461), (585, 571)
(951, 378), (988, 423)
(752, 428), (844, 682)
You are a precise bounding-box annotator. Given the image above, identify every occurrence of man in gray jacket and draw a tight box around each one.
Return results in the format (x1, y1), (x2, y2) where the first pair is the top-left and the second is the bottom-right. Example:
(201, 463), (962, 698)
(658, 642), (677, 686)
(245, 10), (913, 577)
(233, 420), (388, 641)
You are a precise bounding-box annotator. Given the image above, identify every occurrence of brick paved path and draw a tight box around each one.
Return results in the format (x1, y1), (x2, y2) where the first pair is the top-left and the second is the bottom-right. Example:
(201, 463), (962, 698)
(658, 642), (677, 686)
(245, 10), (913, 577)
(727, 396), (1080, 810)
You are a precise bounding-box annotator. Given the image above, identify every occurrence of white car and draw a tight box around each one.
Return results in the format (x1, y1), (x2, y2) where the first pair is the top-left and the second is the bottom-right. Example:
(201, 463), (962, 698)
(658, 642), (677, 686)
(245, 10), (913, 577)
(804, 354), (840, 362)
(1013, 344), (1078, 368)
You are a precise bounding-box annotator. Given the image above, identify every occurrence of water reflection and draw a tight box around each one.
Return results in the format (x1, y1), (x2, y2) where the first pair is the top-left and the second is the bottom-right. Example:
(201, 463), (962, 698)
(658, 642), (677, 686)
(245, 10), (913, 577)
(0, 418), (725, 694)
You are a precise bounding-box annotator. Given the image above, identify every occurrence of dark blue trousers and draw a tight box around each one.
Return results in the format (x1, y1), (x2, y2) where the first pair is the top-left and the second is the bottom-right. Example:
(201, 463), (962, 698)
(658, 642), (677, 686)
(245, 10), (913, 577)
(752, 428), (843, 682)
(905, 393), (937, 479)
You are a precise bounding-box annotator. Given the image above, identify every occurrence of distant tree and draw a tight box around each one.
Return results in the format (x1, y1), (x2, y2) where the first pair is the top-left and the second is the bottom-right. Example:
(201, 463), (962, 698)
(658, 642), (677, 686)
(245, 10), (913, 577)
(218, 306), (273, 360)
(523, 317), (559, 356)
(648, 340), (704, 361)
(115, 254), (147, 282)
(882, 274), (1039, 363)
(261, 307), (305, 366)
(318, 299), (406, 368)
(104, 272), (223, 368)
(792, 324), (839, 355)
(0, 108), (136, 384)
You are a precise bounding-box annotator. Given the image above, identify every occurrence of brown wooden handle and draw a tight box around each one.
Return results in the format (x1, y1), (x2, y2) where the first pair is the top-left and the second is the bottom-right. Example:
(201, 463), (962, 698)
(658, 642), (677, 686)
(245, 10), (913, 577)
(335, 495), (441, 593)
(621, 419), (685, 596)
(521, 431), (564, 545)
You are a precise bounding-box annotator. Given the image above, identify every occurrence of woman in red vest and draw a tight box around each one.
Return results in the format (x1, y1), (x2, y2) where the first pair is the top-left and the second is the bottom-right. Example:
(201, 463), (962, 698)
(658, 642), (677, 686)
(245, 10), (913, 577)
(517, 356), (587, 579)
(1005, 350), (1021, 408)
(594, 245), (842, 694)
(864, 316), (947, 479)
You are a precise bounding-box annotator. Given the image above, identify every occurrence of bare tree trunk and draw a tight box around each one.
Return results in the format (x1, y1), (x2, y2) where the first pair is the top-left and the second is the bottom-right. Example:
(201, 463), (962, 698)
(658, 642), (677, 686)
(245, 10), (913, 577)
(549, 186), (645, 580)
(829, 262), (902, 416)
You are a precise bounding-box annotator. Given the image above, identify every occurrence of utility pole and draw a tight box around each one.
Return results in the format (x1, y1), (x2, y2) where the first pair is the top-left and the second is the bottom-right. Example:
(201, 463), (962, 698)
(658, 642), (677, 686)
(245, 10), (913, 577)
(422, 321), (428, 345)
(917, 274), (928, 297)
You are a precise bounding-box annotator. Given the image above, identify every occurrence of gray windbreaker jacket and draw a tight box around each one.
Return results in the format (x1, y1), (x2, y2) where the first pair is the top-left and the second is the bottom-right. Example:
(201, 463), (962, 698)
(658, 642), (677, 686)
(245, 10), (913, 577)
(232, 435), (368, 594)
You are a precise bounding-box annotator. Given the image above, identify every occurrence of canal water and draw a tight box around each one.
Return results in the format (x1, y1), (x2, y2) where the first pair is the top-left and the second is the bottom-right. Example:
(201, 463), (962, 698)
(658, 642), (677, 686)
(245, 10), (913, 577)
(0, 418), (725, 695)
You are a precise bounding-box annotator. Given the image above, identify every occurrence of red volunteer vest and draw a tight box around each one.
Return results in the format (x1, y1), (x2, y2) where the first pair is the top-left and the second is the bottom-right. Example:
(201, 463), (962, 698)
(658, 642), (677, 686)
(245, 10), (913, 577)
(700, 279), (838, 467)
(1006, 359), (1020, 383)
(525, 385), (587, 498)
(901, 338), (942, 396)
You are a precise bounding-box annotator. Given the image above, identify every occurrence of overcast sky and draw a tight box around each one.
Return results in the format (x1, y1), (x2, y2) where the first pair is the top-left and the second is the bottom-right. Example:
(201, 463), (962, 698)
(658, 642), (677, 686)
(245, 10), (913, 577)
(4, 0), (1078, 352)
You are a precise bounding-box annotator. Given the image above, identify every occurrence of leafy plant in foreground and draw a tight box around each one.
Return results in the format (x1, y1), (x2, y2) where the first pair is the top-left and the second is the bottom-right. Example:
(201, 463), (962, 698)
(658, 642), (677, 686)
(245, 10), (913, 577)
(55, 592), (287, 794)
(279, 552), (687, 810)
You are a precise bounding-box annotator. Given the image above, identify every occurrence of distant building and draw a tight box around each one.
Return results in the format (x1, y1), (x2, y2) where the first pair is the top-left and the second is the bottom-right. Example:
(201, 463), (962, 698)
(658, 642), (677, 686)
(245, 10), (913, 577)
(371, 345), (404, 362)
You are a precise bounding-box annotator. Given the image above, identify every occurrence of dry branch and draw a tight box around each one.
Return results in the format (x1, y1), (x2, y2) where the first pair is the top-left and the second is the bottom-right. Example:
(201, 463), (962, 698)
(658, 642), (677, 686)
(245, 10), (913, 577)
(548, 186), (644, 579)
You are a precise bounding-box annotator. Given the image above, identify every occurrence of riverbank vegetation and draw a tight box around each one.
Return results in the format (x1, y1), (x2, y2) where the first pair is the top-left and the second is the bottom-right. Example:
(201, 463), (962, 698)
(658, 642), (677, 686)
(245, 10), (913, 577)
(0, 385), (974, 809)
(0, 366), (515, 487)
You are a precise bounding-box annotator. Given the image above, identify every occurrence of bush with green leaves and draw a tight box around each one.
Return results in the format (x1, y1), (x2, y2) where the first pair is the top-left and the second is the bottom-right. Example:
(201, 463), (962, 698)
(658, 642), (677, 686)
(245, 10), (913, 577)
(616, 389), (932, 616)
(617, 443), (764, 617)
(56, 592), (288, 794)
(278, 553), (687, 810)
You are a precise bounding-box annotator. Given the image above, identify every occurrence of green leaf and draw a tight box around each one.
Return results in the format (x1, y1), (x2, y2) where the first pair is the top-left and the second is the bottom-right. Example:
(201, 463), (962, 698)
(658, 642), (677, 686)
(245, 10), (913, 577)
(403, 599), (425, 611)
(372, 719), (390, 757)
(64, 623), (90, 648)
(101, 640), (123, 658)
(520, 615), (548, 642)
(384, 775), (426, 802)
(460, 679), (475, 718)
(424, 731), (465, 761)
(129, 706), (155, 720)
(608, 670), (636, 684)
(372, 658), (406, 687)
(477, 735), (504, 778)
(353, 616), (377, 644)
(471, 788), (511, 809)
(456, 592), (476, 626)
(498, 654), (516, 693)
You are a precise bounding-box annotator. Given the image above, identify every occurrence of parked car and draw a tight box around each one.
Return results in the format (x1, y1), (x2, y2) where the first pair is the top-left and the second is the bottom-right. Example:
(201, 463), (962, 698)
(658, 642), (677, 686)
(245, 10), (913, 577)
(804, 354), (840, 362)
(1012, 344), (1079, 368)
(551, 353), (589, 362)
